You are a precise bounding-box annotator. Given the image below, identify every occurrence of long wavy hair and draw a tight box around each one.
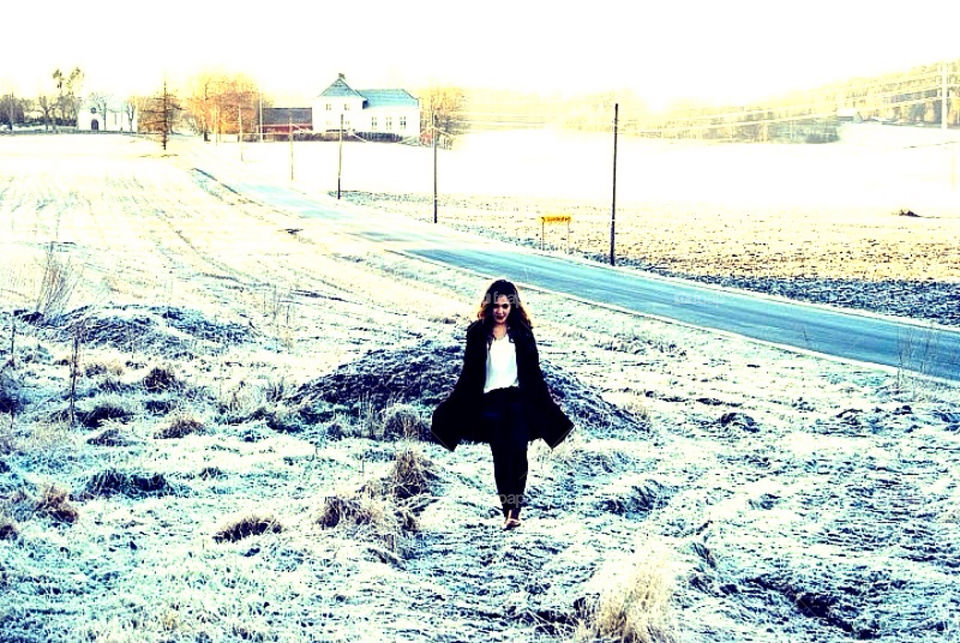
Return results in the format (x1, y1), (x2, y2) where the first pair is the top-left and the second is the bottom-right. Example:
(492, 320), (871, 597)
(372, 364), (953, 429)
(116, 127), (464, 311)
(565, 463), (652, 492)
(476, 279), (533, 340)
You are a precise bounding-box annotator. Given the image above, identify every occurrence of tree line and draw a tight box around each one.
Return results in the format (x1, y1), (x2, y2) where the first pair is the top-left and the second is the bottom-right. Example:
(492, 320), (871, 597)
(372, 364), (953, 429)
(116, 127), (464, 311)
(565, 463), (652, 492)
(3, 67), (468, 150)
(2, 67), (85, 131)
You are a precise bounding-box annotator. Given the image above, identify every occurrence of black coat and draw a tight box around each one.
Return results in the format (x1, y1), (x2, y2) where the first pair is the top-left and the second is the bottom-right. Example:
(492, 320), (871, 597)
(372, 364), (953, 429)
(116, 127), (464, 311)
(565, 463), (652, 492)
(431, 320), (573, 452)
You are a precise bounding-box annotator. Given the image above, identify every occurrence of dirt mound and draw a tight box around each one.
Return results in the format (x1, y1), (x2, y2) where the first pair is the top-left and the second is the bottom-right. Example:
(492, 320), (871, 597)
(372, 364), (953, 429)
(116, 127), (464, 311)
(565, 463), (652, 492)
(43, 305), (254, 356)
(291, 339), (646, 441)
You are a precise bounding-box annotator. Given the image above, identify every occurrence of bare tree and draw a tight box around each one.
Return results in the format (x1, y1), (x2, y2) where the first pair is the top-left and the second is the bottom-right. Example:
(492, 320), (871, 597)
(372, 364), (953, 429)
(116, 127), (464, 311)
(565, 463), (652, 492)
(38, 94), (55, 131)
(0, 93), (22, 131)
(185, 70), (260, 142)
(418, 86), (467, 148)
(138, 81), (181, 150)
(52, 66), (84, 126)
(124, 100), (136, 133)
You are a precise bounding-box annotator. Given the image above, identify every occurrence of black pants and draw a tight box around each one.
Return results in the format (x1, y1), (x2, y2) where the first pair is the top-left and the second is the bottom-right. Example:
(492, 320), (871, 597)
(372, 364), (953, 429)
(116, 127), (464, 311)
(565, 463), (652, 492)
(481, 386), (530, 517)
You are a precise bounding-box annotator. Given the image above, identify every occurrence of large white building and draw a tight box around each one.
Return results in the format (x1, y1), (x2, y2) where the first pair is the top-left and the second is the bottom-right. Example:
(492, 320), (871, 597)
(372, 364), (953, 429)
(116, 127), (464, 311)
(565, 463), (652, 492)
(312, 74), (420, 140)
(76, 96), (137, 132)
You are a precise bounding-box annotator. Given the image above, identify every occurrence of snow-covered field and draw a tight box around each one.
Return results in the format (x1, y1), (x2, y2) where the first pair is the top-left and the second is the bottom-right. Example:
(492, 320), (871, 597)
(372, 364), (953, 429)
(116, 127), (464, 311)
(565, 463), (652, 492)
(1, 134), (959, 641)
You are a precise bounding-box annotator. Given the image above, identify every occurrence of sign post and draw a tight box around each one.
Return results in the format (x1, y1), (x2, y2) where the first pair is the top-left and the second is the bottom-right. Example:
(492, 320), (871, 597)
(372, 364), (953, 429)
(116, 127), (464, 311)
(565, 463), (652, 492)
(539, 214), (572, 252)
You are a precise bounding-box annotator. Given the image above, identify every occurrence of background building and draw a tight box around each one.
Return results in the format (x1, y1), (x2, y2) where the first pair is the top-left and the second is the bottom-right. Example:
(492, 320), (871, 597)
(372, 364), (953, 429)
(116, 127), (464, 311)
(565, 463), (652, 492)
(76, 96), (137, 132)
(311, 74), (420, 141)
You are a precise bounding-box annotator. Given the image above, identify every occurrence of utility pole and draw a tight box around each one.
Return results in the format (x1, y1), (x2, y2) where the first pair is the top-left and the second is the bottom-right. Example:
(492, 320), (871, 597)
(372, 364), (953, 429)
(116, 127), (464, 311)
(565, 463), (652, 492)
(338, 113), (344, 199)
(289, 114), (294, 181)
(238, 106), (243, 162)
(610, 103), (619, 266)
(433, 112), (438, 224)
(259, 90), (264, 143)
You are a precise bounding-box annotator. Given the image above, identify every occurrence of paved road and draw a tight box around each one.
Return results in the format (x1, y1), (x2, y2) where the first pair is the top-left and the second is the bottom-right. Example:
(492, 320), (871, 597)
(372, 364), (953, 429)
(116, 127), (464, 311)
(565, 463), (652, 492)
(210, 173), (960, 382)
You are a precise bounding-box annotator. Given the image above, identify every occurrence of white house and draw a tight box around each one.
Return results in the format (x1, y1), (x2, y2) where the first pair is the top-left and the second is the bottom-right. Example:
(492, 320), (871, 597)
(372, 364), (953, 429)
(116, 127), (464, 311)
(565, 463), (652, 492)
(312, 74), (420, 139)
(77, 96), (137, 132)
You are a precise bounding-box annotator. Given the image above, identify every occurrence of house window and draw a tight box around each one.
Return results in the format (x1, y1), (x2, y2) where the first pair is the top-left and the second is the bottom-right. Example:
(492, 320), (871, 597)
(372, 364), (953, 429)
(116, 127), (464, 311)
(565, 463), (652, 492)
(344, 103), (350, 111)
(326, 103), (332, 111)
(385, 116), (393, 130)
(371, 117), (378, 130)
(399, 116), (406, 129)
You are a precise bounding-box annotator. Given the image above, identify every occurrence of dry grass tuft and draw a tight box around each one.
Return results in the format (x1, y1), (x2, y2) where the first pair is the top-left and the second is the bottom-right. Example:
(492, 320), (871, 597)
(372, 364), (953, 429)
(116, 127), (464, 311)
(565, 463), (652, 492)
(317, 494), (378, 528)
(86, 425), (129, 446)
(34, 484), (79, 524)
(576, 546), (677, 643)
(85, 359), (125, 378)
(2, 488), (34, 521)
(34, 243), (81, 321)
(384, 447), (438, 500)
(213, 514), (283, 543)
(380, 403), (430, 441)
(358, 393), (382, 439)
(143, 365), (179, 392)
(81, 394), (136, 428)
(155, 415), (204, 439)
(0, 516), (18, 540)
(81, 468), (180, 499)
(622, 395), (652, 425)
(1, 418), (75, 455)
(0, 371), (23, 415)
(317, 489), (418, 552)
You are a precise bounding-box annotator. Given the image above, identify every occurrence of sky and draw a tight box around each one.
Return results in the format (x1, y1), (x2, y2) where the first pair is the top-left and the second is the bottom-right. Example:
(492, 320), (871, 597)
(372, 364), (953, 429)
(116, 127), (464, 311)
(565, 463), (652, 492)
(3, 0), (960, 108)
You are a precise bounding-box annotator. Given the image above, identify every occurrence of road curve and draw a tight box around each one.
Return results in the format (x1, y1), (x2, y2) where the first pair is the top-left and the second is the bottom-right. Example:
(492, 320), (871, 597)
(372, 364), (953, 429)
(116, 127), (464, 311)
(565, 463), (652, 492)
(205, 173), (960, 382)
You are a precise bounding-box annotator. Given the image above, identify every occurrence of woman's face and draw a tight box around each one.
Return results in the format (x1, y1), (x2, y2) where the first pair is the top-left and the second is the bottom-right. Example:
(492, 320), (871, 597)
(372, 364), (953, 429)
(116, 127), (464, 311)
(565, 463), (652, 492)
(492, 294), (511, 325)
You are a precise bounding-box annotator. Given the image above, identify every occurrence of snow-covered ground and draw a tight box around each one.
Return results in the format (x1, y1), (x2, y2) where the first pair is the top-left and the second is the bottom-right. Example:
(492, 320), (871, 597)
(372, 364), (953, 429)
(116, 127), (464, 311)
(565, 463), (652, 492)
(1, 134), (959, 641)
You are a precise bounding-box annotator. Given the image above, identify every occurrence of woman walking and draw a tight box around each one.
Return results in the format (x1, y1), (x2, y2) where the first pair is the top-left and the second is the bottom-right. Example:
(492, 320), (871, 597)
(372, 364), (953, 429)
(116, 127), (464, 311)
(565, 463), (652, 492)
(432, 279), (573, 530)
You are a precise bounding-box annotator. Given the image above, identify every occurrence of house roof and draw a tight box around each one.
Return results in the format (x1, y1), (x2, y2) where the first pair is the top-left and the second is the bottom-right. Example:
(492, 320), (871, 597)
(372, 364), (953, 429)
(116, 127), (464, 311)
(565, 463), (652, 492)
(318, 75), (419, 108)
(262, 107), (312, 125)
(358, 89), (419, 108)
(319, 75), (365, 99)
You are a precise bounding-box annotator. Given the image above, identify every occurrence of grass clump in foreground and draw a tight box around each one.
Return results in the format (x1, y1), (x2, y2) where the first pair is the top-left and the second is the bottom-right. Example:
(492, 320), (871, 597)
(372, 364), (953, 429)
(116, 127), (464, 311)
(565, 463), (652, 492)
(34, 484), (80, 524)
(213, 514), (283, 543)
(576, 544), (677, 643)
(381, 447), (438, 499)
(0, 483), (79, 526)
(317, 447), (435, 561)
(155, 415), (204, 439)
(0, 516), (19, 540)
(380, 403), (430, 441)
(80, 468), (181, 499)
(142, 365), (179, 393)
(81, 394), (137, 428)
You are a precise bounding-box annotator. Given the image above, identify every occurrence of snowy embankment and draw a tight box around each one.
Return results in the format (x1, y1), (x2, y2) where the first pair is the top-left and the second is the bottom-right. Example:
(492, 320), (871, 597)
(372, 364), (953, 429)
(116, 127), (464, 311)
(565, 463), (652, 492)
(1, 134), (959, 642)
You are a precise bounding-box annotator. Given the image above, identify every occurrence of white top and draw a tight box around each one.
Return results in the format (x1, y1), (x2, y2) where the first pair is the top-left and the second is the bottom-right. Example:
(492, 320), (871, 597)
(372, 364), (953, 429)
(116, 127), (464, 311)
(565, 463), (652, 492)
(483, 331), (519, 393)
